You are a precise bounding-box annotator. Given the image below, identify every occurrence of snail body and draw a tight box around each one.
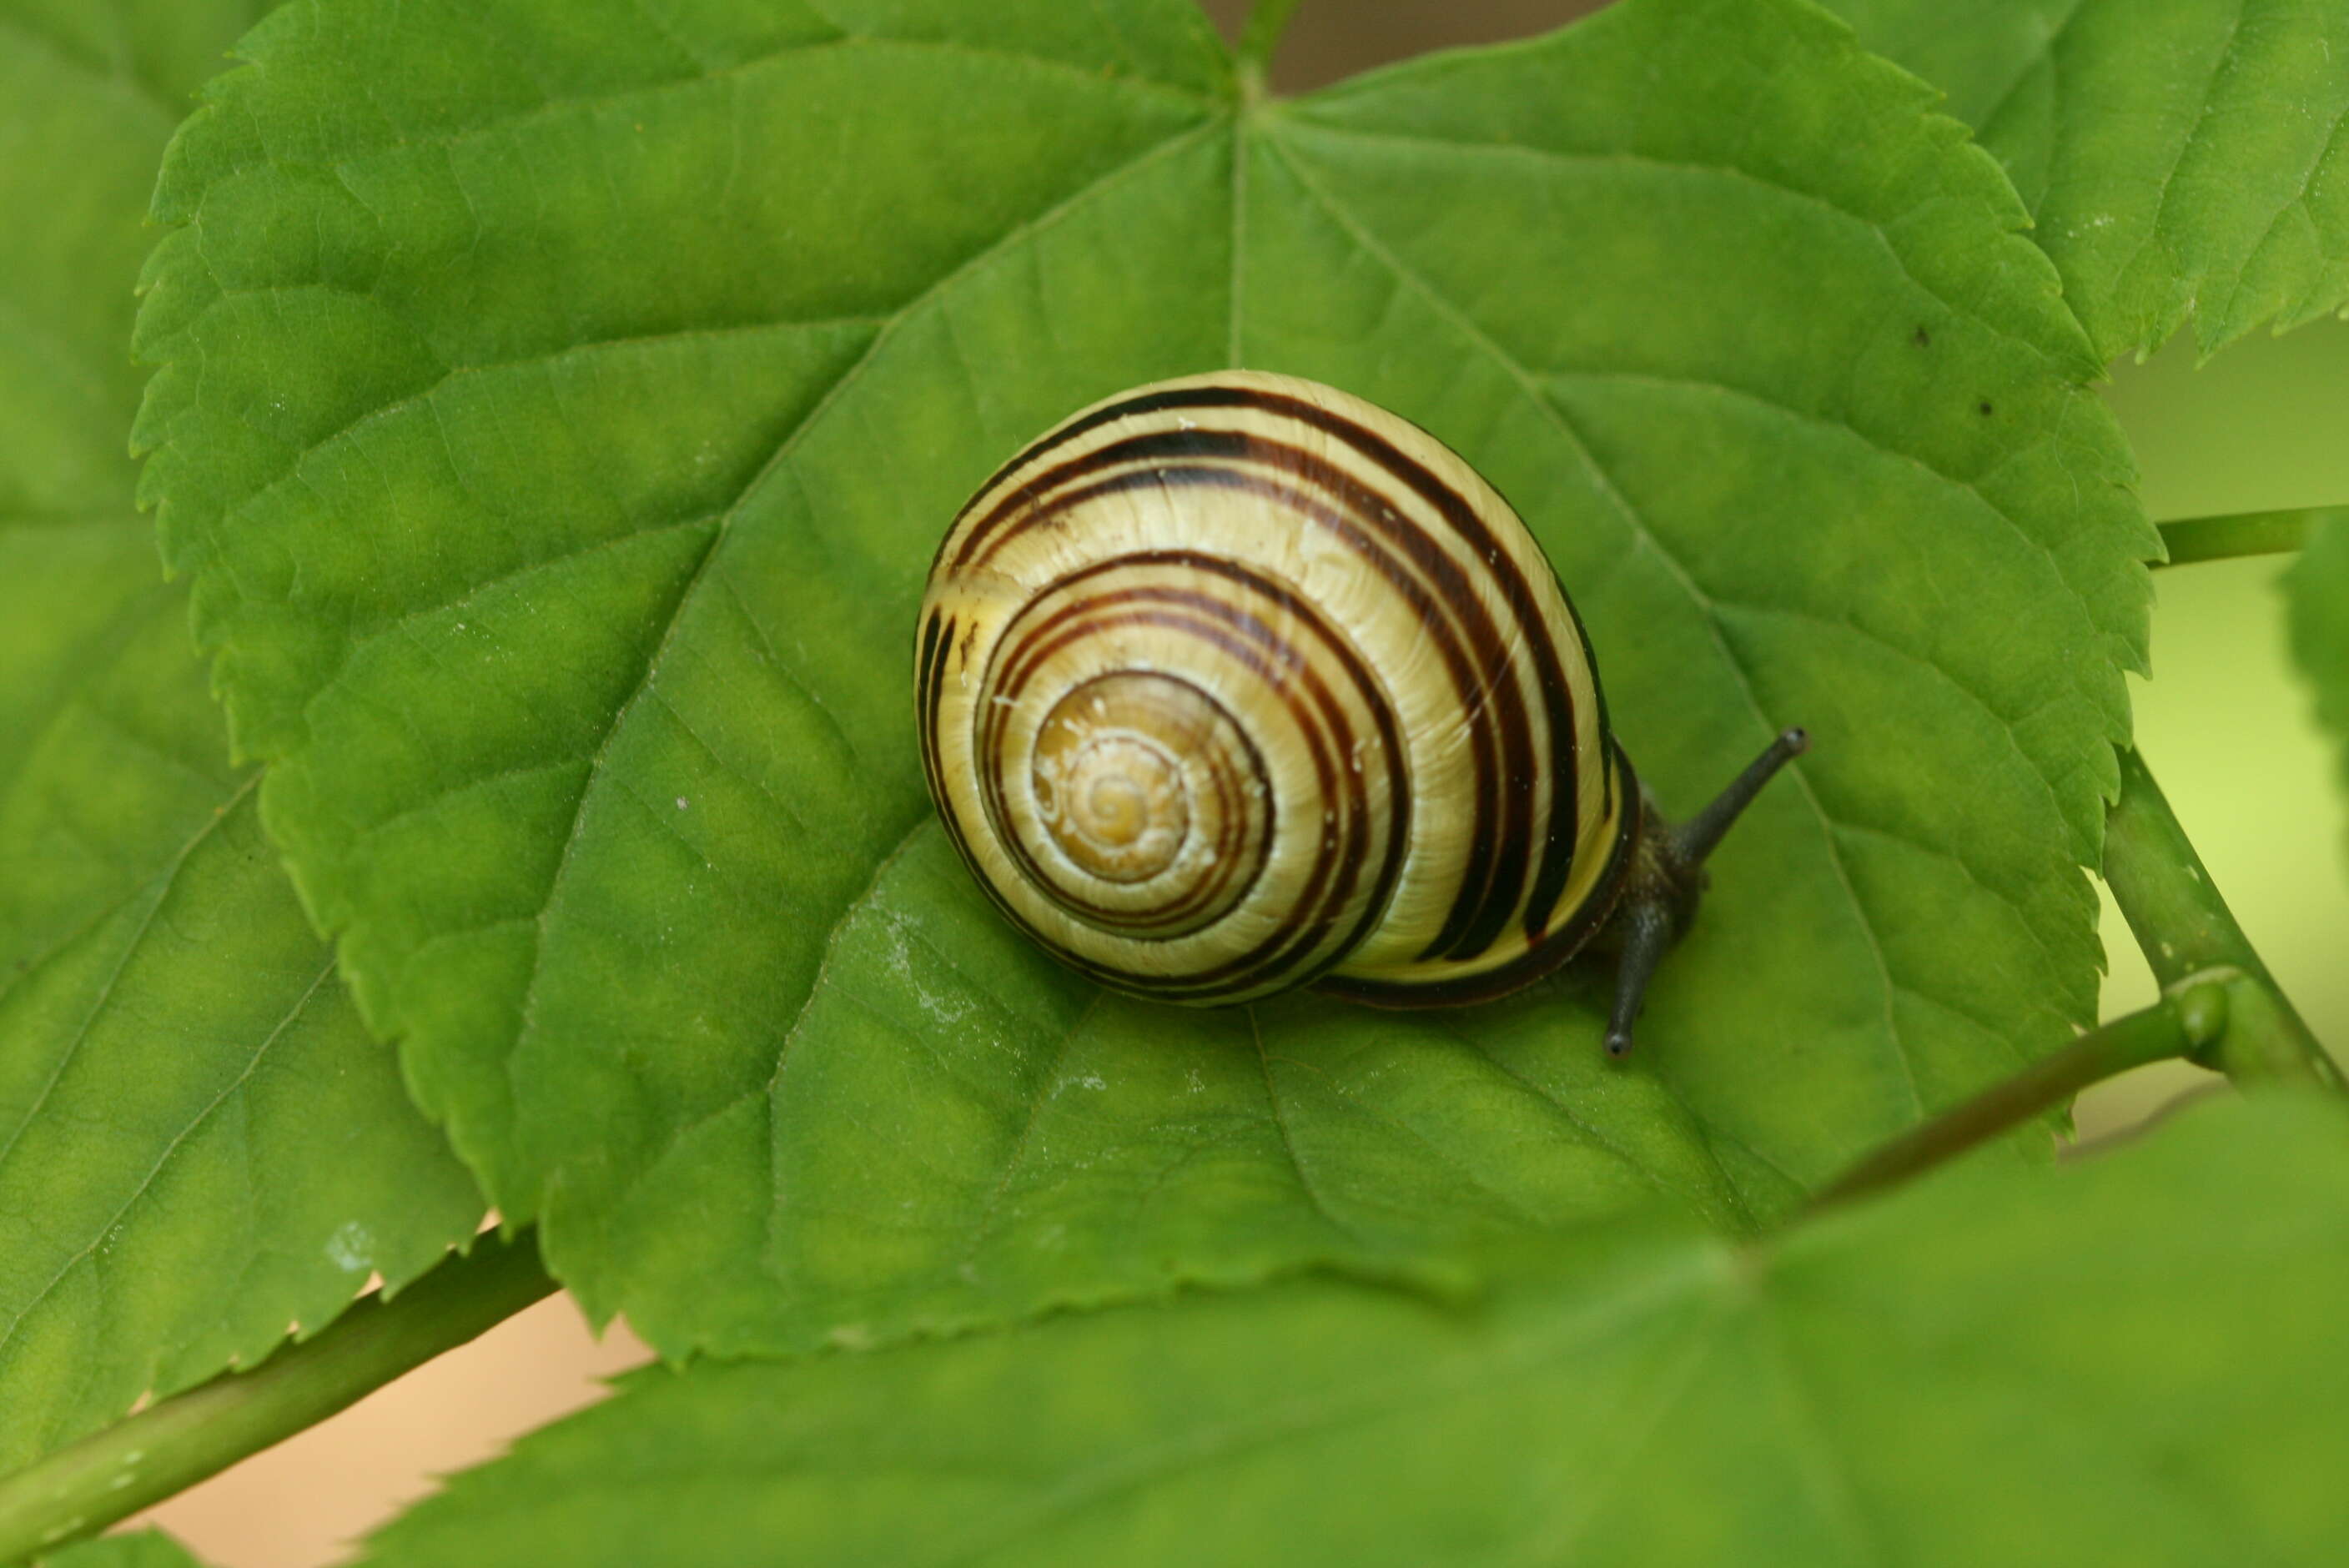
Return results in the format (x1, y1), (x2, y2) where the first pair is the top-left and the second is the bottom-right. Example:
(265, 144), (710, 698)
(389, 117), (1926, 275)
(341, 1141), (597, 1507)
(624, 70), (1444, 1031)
(917, 372), (1803, 1053)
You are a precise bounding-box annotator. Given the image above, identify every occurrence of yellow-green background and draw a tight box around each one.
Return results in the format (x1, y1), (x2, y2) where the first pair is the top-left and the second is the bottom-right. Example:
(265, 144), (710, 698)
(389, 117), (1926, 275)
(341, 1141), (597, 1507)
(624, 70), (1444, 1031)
(128, 4), (2349, 1564)
(2084, 320), (2349, 1132)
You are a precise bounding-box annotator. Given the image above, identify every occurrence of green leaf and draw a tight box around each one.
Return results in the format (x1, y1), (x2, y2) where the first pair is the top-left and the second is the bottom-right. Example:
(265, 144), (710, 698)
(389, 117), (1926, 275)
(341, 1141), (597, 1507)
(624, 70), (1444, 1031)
(34, 1530), (209, 1568)
(1821, 0), (2349, 361)
(0, 0), (483, 1473)
(2287, 514), (2349, 839)
(359, 1093), (2349, 1566)
(136, 0), (2152, 1359)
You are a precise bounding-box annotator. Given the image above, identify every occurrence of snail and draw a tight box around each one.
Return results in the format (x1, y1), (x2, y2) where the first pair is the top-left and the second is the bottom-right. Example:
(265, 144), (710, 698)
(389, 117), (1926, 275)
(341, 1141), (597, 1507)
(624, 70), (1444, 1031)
(915, 371), (1806, 1056)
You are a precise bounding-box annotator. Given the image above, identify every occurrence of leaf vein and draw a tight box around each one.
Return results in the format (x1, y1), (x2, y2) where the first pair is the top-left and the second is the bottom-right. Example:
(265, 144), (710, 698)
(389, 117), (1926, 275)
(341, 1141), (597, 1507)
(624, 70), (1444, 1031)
(1267, 135), (1927, 1126)
(194, 28), (1215, 188)
(2122, 0), (2251, 336)
(0, 950), (337, 1369)
(950, 988), (1114, 1274)
(1250, 1009), (1371, 1246)
(1280, 118), (2081, 374)
(504, 117), (1227, 1214)
(0, 776), (262, 1163)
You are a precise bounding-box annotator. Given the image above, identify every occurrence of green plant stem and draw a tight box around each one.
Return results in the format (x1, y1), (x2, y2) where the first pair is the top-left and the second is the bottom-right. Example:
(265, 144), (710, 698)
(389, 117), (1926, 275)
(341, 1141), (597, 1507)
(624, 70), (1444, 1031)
(1807, 984), (2227, 1214)
(2103, 747), (2340, 1089)
(1236, 0), (1301, 91)
(2156, 506), (2345, 565)
(0, 1231), (555, 1563)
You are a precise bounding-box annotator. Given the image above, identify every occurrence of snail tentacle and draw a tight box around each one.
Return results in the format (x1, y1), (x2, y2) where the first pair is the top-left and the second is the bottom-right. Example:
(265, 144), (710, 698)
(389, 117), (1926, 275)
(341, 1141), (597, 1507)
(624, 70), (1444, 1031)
(1670, 728), (1812, 867)
(1603, 728), (1813, 1058)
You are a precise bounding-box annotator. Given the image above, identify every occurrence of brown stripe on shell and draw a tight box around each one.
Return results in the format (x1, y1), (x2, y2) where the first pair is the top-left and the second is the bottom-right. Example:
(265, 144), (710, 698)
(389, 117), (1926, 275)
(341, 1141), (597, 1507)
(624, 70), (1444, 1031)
(984, 663), (1266, 937)
(972, 580), (1371, 990)
(1317, 745), (1640, 1008)
(945, 381), (1594, 963)
(977, 545), (1406, 957)
(973, 556), (1404, 996)
(918, 372), (1629, 1009)
(964, 435), (1532, 964)
(1078, 553), (1411, 996)
(917, 608), (954, 852)
(973, 460), (1506, 945)
(1222, 388), (1589, 953)
(946, 382), (1302, 545)
(988, 604), (1357, 996)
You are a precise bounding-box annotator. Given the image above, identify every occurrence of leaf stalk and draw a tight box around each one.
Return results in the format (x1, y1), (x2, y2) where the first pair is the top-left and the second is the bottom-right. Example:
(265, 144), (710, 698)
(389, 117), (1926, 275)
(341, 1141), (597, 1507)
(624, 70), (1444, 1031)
(2155, 506), (2345, 566)
(0, 1231), (555, 1563)
(1805, 982), (2226, 1215)
(2102, 747), (2340, 1090)
(1236, 0), (1302, 97)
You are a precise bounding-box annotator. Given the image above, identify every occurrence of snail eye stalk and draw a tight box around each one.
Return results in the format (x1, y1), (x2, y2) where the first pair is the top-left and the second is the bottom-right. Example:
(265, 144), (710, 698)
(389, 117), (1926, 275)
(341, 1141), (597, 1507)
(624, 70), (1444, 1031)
(1603, 728), (1810, 1058)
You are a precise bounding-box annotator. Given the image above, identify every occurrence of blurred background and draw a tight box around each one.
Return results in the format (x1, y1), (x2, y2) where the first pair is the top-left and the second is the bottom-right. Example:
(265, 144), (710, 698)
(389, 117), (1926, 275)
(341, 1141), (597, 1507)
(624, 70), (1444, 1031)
(127, 2), (2348, 1561)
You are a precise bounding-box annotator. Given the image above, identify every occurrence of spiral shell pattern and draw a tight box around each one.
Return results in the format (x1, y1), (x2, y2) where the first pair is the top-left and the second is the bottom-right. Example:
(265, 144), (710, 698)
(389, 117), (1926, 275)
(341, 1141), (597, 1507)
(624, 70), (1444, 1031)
(917, 371), (1636, 1007)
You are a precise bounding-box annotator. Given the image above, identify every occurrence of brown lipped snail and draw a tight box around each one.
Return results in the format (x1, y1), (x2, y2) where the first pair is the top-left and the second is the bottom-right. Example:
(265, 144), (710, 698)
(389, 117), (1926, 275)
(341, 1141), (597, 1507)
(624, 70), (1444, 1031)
(915, 371), (1806, 1056)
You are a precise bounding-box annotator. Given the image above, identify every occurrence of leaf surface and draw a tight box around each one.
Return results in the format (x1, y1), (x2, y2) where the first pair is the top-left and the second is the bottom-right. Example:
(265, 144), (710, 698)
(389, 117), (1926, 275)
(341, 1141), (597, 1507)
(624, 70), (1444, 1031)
(137, 0), (2153, 1357)
(35, 1530), (209, 1568)
(360, 1093), (2349, 1567)
(1823, 0), (2349, 359)
(0, 0), (481, 1473)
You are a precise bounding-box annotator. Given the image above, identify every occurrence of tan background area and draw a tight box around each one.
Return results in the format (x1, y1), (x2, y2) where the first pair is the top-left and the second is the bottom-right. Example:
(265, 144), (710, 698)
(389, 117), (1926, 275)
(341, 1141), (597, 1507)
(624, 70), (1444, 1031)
(123, 3), (2349, 1562)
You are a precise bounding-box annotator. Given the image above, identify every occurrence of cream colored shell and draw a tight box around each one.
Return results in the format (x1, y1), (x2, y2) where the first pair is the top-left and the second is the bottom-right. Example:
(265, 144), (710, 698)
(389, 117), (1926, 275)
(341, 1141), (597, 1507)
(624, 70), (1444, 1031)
(916, 371), (1635, 1007)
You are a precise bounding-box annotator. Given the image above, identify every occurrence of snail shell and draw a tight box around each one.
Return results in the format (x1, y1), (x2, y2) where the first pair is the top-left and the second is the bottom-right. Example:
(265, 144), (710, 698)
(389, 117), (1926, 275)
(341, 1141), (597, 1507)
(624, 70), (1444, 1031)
(915, 370), (1639, 1008)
